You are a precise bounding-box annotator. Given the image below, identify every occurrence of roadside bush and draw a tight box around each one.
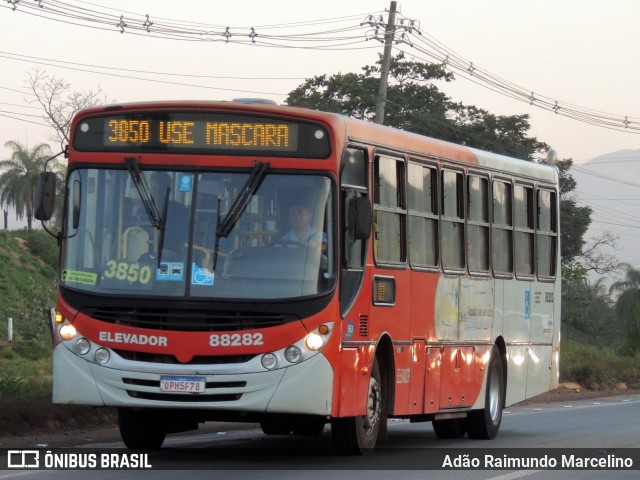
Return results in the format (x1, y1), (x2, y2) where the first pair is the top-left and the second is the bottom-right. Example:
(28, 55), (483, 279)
(0, 375), (25, 398)
(560, 340), (640, 390)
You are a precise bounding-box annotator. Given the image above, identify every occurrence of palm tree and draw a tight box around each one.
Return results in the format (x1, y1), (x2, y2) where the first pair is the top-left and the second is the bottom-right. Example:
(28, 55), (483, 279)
(610, 263), (640, 353)
(0, 141), (51, 230)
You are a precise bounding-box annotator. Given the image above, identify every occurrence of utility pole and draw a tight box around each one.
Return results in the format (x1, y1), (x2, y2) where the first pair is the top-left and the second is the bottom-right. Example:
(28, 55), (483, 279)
(374, 1), (397, 125)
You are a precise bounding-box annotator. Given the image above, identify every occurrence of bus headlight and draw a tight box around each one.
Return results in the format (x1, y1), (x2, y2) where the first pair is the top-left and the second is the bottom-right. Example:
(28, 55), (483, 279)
(94, 348), (110, 364)
(59, 323), (77, 341)
(261, 353), (278, 370)
(285, 346), (302, 364)
(305, 332), (324, 351)
(74, 338), (91, 355)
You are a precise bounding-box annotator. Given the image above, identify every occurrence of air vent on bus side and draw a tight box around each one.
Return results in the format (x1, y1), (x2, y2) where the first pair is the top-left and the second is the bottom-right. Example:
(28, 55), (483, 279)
(359, 314), (369, 338)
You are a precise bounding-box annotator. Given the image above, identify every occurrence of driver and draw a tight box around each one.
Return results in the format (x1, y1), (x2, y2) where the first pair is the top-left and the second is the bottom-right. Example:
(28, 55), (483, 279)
(280, 202), (326, 251)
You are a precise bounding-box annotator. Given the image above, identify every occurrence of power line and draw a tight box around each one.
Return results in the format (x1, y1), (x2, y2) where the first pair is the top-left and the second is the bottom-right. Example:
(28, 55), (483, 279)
(0, 53), (290, 97)
(571, 164), (640, 189)
(0, 50), (307, 81)
(2, 1), (379, 49)
(4, 2), (640, 138)
(0, 112), (48, 127)
(357, 10), (640, 135)
(395, 29), (640, 133)
(589, 219), (640, 230)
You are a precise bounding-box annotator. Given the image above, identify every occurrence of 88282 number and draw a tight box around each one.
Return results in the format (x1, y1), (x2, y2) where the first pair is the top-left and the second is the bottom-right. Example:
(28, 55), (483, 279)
(209, 333), (264, 347)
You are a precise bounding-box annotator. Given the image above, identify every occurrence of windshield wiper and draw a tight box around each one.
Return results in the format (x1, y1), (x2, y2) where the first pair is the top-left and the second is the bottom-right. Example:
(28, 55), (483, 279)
(212, 161), (270, 270)
(125, 157), (164, 230)
(125, 157), (170, 267)
(155, 188), (170, 267)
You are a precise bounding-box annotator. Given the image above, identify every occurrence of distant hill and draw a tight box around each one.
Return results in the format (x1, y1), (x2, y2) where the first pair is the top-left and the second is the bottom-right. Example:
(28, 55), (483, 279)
(571, 149), (640, 272)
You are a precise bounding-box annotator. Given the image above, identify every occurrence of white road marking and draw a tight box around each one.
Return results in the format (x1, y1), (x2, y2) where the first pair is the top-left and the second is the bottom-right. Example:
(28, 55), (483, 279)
(486, 470), (542, 480)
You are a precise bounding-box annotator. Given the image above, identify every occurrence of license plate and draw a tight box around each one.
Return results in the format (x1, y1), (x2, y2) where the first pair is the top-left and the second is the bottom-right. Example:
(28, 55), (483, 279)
(159, 376), (205, 394)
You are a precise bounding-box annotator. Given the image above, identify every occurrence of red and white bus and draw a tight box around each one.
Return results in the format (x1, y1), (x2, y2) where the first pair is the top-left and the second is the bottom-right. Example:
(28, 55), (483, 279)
(36, 100), (560, 454)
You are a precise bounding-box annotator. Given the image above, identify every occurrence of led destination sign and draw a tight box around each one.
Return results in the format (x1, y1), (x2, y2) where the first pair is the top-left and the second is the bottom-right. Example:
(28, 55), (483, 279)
(105, 120), (293, 149)
(73, 112), (331, 157)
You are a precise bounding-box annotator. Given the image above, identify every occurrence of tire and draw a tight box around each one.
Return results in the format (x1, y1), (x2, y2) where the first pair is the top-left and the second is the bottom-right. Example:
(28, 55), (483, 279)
(466, 345), (505, 439)
(117, 408), (167, 450)
(291, 416), (326, 436)
(432, 417), (466, 439)
(331, 358), (384, 455)
(260, 418), (292, 435)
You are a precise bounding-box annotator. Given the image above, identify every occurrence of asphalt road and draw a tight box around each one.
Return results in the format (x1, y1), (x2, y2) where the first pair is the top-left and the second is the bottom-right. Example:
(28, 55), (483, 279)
(2, 394), (640, 479)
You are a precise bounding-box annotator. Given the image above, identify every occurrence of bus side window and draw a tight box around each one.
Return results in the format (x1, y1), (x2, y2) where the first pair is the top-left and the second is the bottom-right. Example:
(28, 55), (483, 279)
(408, 161), (438, 268)
(537, 189), (558, 278)
(373, 155), (406, 265)
(467, 174), (489, 273)
(441, 169), (464, 270)
(515, 184), (535, 277)
(492, 179), (513, 275)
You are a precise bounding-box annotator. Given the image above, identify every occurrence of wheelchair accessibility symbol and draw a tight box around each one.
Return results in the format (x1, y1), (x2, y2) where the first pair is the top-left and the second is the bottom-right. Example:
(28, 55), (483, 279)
(191, 263), (214, 286)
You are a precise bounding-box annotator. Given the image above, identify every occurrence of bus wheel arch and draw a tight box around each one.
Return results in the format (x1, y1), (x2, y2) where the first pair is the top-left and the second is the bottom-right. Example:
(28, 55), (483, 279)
(375, 334), (395, 420)
(330, 335), (393, 454)
(494, 336), (507, 392)
(466, 343), (506, 439)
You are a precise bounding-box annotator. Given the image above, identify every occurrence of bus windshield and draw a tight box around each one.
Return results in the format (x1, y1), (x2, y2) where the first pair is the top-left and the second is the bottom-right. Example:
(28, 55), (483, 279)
(61, 167), (335, 300)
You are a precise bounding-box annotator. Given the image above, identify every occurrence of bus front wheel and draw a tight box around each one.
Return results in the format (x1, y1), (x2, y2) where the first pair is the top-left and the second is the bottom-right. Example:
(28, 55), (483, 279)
(331, 358), (384, 455)
(117, 408), (167, 449)
(466, 346), (505, 439)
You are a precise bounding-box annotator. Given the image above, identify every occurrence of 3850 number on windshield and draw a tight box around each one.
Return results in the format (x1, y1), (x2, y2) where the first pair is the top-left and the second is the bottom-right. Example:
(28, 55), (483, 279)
(104, 260), (153, 284)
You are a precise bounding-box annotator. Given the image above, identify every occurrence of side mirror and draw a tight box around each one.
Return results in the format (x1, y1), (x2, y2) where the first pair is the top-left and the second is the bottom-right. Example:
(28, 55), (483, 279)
(34, 172), (56, 221)
(350, 196), (372, 240)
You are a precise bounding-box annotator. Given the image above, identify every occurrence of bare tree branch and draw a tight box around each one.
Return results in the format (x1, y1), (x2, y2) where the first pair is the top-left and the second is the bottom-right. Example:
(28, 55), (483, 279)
(27, 69), (113, 151)
(580, 230), (620, 275)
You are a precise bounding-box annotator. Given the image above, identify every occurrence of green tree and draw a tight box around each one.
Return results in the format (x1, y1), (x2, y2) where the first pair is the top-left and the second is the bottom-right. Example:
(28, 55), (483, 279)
(286, 53), (548, 160)
(610, 264), (640, 353)
(0, 141), (51, 230)
(561, 265), (615, 345)
(557, 159), (593, 265)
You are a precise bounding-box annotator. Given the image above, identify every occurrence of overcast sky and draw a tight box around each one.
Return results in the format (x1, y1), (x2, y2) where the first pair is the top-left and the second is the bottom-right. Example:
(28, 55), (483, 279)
(2, 1), (640, 236)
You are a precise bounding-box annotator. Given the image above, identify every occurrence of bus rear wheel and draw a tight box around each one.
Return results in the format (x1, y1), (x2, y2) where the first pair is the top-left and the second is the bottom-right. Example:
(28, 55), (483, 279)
(117, 408), (167, 449)
(466, 346), (505, 439)
(331, 359), (384, 455)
